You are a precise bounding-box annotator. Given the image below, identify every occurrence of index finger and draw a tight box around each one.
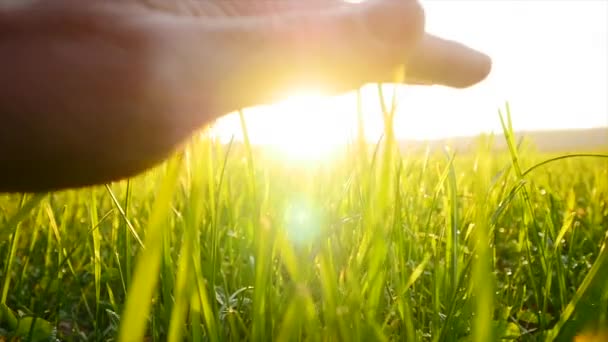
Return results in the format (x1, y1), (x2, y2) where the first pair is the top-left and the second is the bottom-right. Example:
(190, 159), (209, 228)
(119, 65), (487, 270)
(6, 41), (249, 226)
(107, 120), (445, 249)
(404, 34), (492, 88)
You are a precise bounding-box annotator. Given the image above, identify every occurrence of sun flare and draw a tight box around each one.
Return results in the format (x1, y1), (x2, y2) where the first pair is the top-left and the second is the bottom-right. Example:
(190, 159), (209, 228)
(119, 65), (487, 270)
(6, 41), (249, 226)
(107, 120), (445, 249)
(211, 82), (502, 161)
(208, 0), (608, 161)
(210, 84), (432, 161)
(267, 92), (347, 161)
(211, 89), (366, 162)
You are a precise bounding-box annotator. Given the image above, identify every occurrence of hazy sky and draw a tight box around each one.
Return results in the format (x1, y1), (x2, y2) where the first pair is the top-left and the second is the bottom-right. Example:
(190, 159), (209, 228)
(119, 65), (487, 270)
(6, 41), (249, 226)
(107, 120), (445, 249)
(416, 0), (608, 135)
(213, 0), (607, 146)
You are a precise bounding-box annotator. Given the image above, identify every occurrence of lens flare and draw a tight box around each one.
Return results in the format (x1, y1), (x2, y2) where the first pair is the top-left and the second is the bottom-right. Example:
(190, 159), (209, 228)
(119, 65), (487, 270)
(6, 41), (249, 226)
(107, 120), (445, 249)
(284, 198), (321, 246)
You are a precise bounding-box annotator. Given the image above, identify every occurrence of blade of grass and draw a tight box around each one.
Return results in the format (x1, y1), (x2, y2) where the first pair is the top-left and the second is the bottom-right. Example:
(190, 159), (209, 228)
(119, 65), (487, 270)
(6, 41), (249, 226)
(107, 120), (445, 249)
(1, 194), (26, 304)
(118, 155), (183, 342)
(89, 189), (102, 334)
(0, 193), (47, 241)
(499, 104), (545, 327)
(472, 138), (494, 342)
(105, 184), (144, 249)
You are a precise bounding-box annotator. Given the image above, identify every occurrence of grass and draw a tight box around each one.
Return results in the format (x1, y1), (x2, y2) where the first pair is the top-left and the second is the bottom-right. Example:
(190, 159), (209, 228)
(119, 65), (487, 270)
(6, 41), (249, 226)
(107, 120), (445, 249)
(0, 95), (607, 341)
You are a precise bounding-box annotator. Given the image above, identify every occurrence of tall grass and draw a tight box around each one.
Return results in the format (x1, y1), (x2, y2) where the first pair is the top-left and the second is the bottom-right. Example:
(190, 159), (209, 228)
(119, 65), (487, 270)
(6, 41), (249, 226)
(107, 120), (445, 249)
(0, 100), (607, 341)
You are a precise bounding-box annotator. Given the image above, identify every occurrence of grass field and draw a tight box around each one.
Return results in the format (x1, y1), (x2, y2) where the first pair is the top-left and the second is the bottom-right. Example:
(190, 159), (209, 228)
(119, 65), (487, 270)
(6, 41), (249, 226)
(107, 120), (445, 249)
(0, 99), (607, 341)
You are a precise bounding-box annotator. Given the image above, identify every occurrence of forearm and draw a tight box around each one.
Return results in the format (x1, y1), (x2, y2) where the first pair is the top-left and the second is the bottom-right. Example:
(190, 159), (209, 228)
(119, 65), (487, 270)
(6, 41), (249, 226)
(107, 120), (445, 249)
(0, 3), (214, 192)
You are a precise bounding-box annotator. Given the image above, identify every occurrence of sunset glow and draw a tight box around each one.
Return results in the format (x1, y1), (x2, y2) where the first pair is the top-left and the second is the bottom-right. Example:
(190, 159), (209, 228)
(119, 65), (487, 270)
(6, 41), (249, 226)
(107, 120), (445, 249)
(210, 0), (608, 156)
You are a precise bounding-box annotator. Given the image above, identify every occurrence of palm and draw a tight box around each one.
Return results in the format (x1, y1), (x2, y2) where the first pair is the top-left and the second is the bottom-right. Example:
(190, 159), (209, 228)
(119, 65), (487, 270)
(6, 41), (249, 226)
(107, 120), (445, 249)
(0, 0), (490, 192)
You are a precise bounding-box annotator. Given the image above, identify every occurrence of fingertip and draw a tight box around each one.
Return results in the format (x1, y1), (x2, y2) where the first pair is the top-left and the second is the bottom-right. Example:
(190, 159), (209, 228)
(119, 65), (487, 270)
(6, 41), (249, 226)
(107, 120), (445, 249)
(405, 34), (493, 88)
(453, 49), (492, 88)
(477, 52), (493, 84)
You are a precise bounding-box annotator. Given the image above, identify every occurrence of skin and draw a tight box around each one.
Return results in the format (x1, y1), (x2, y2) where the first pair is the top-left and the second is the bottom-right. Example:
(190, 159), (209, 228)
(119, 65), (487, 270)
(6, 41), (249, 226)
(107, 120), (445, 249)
(0, 0), (492, 193)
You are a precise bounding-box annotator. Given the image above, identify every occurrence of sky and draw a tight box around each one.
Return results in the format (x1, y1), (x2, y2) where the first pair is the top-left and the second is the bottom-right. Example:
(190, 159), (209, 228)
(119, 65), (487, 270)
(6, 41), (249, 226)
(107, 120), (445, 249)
(419, 0), (608, 134)
(212, 0), (608, 150)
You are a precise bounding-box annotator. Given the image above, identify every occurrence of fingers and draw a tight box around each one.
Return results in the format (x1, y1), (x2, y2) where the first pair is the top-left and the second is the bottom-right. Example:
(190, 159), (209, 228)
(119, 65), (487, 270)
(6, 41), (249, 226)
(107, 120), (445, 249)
(200, 0), (426, 109)
(404, 34), (492, 88)
(160, 0), (491, 121)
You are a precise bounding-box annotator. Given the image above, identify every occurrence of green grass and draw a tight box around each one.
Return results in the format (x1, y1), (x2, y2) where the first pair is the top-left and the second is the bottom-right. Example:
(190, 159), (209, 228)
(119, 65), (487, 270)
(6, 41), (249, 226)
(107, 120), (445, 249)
(0, 99), (607, 341)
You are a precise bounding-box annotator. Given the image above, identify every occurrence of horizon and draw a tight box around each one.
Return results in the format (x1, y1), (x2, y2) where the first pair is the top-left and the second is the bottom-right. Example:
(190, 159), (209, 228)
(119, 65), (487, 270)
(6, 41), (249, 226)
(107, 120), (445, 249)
(218, 126), (608, 144)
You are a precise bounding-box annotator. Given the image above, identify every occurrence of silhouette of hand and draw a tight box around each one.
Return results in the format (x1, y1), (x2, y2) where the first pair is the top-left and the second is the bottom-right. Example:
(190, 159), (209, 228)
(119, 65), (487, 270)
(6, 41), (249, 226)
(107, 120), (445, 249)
(0, 0), (491, 192)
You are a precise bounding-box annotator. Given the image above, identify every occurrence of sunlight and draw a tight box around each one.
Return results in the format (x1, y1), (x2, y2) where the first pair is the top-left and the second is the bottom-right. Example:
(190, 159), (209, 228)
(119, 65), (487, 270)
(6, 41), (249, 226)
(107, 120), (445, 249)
(268, 91), (348, 162)
(209, 0), (608, 156)
(284, 197), (322, 246)
(212, 89), (363, 162)
(210, 84), (446, 157)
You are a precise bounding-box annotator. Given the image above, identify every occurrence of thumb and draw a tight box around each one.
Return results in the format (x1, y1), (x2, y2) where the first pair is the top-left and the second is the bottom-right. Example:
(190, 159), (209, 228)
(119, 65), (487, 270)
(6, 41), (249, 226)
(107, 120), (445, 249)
(207, 0), (426, 108)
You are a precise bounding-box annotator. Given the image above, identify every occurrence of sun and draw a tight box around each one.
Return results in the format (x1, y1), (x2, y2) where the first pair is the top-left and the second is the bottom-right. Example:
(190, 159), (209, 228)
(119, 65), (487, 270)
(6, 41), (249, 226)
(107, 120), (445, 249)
(265, 91), (354, 161)
(211, 89), (363, 162)
(209, 85), (420, 161)
(209, 0), (608, 157)
(209, 83), (470, 160)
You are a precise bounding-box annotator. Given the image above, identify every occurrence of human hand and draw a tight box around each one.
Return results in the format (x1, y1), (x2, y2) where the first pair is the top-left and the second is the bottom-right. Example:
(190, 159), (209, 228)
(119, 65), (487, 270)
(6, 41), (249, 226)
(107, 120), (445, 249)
(132, 0), (491, 108)
(0, 0), (491, 192)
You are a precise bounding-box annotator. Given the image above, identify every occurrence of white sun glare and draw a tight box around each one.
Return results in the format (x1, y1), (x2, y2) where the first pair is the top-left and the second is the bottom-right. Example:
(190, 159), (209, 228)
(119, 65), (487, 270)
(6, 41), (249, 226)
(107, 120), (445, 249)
(210, 0), (608, 158)
(268, 92), (348, 161)
(212, 90), (364, 162)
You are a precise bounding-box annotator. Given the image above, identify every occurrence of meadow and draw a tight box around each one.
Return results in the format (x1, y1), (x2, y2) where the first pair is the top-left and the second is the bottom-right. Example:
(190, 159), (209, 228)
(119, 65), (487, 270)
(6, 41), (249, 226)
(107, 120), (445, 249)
(0, 101), (607, 341)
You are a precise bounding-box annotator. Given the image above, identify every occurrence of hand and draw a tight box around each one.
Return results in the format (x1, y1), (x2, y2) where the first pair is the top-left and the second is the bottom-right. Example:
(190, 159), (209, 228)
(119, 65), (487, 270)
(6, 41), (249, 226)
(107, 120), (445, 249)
(133, 0), (491, 106)
(0, 0), (491, 192)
